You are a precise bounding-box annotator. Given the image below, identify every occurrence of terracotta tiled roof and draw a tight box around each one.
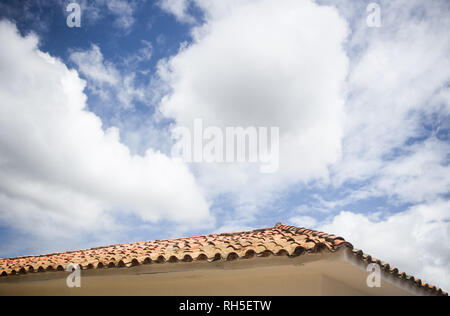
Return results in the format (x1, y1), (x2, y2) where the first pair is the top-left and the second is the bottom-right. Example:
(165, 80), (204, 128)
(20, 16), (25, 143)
(0, 223), (447, 296)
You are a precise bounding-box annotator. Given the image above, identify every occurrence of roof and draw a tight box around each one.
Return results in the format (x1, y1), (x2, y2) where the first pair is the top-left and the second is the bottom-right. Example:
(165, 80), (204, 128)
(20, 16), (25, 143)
(0, 223), (447, 296)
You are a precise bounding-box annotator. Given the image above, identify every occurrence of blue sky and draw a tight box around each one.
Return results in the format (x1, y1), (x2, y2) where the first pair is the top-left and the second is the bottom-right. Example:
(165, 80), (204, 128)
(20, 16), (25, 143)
(0, 0), (448, 290)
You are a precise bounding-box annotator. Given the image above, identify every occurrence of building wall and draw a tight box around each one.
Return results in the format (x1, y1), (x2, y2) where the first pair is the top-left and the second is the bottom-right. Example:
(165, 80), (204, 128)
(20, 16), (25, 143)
(0, 251), (419, 296)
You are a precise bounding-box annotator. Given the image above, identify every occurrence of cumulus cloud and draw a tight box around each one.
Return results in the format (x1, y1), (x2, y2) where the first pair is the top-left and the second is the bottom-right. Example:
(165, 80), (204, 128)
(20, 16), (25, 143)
(320, 201), (450, 291)
(158, 0), (349, 210)
(0, 20), (212, 254)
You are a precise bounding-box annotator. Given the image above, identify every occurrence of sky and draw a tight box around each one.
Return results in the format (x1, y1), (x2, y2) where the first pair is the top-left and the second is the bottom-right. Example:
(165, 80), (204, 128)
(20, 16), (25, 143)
(0, 0), (448, 290)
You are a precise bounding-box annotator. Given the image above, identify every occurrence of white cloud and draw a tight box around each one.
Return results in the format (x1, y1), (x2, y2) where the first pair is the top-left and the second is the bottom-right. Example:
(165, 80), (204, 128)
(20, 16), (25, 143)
(124, 40), (153, 66)
(320, 200), (450, 291)
(158, 0), (349, 210)
(331, 0), (450, 187)
(69, 42), (170, 157)
(70, 44), (119, 86)
(375, 139), (450, 203)
(0, 20), (213, 253)
(70, 44), (147, 109)
(158, 0), (196, 24)
(310, 1), (450, 232)
(101, 0), (136, 30)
